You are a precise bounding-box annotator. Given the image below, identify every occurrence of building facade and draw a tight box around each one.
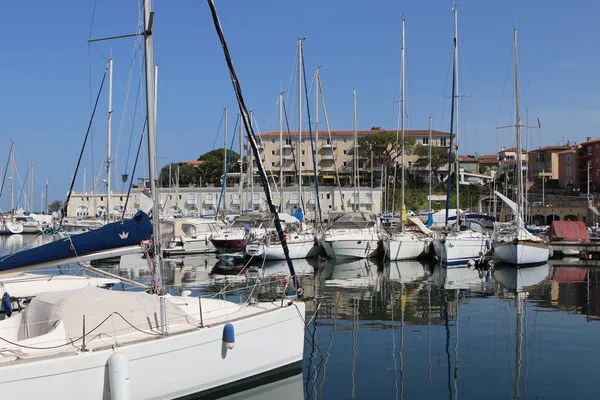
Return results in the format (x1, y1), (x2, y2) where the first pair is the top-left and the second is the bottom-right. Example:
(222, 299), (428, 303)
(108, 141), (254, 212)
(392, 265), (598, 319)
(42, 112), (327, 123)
(66, 186), (383, 220)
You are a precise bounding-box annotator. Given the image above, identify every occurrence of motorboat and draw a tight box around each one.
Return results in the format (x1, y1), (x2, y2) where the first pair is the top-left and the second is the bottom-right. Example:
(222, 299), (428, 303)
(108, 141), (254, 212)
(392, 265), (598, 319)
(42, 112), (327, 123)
(385, 217), (432, 261)
(321, 212), (381, 259)
(210, 212), (268, 254)
(162, 217), (224, 255)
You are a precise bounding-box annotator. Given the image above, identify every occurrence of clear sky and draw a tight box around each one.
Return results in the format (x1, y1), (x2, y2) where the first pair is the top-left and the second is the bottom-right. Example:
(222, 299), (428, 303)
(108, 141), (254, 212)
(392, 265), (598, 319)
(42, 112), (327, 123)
(0, 0), (598, 210)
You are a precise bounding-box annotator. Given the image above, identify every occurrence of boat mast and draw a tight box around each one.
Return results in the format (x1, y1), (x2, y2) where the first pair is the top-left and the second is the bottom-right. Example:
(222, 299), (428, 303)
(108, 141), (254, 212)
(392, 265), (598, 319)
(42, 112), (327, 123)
(239, 120), (243, 211)
(429, 114), (433, 213)
(142, 0), (162, 289)
(400, 17), (406, 232)
(10, 142), (14, 213)
(223, 107), (228, 215)
(249, 109), (254, 210)
(279, 91), (284, 202)
(106, 57), (113, 221)
(353, 86), (359, 211)
(297, 37), (304, 211)
(514, 27), (523, 226)
(453, 6), (460, 230)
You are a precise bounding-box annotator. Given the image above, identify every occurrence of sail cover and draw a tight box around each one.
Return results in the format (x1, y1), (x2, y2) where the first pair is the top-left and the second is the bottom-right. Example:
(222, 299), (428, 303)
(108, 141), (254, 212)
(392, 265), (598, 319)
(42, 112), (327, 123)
(0, 211), (152, 273)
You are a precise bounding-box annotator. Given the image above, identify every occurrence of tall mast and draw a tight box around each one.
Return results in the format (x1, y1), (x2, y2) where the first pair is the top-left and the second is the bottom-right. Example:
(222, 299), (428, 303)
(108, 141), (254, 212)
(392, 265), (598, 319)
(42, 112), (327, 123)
(30, 164), (34, 212)
(239, 120), (243, 210)
(453, 6), (460, 229)
(353, 86), (358, 212)
(525, 108), (529, 224)
(400, 17), (406, 232)
(297, 37), (304, 209)
(279, 91), (284, 200)
(429, 114), (433, 213)
(106, 57), (113, 221)
(45, 179), (48, 214)
(514, 27), (523, 226)
(142, 0), (162, 288)
(249, 109), (254, 210)
(223, 107), (228, 215)
(10, 142), (14, 213)
(315, 67), (319, 190)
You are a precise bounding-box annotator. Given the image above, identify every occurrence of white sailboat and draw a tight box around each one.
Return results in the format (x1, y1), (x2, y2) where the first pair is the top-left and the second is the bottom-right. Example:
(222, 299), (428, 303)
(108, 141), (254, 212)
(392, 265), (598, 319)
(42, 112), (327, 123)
(385, 18), (432, 261)
(0, 2), (305, 398)
(161, 217), (223, 255)
(432, 7), (490, 268)
(493, 28), (549, 266)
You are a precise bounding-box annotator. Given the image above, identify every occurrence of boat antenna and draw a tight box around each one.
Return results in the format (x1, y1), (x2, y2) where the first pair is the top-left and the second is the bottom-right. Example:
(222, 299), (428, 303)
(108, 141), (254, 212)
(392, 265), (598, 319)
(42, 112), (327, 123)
(207, 0), (300, 292)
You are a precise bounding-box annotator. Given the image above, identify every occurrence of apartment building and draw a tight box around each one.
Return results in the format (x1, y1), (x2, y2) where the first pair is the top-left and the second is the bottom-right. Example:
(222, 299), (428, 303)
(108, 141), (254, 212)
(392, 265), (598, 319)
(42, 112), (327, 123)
(256, 129), (450, 184)
(558, 147), (577, 189)
(527, 145), (571, 182)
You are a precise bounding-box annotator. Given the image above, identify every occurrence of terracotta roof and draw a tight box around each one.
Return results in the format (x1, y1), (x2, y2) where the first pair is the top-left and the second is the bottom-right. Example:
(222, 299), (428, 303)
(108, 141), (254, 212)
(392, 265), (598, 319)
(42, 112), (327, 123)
(529, 145), (571, 153)
(458, 155), (479, 162)
(558, 148), (577, 155)
(480, 154), (498, 160)
(257, 129), (450, 138)
(581, 137), (600, 145)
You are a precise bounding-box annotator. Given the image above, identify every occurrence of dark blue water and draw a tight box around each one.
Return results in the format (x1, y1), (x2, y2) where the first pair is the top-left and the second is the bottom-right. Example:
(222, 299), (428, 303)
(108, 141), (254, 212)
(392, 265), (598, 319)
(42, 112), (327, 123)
(2, 235), (599, 399)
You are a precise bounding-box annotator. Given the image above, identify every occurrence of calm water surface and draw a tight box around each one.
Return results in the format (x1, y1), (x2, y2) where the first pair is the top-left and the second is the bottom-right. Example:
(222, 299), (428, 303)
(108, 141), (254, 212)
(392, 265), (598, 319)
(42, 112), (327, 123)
(1, 235), (599, 399)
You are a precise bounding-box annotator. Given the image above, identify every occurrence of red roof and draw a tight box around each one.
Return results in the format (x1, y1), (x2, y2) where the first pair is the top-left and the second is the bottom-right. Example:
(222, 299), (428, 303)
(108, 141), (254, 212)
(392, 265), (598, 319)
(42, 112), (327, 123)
(480, 154), (498, 160)
(553, 267), (588, 283)
(258, 129), (450, 138)
(458, 155), (478, 162)
(529, 145), (571, 153)
(177, 160), (204, 167)
(581, 138), (600, 146)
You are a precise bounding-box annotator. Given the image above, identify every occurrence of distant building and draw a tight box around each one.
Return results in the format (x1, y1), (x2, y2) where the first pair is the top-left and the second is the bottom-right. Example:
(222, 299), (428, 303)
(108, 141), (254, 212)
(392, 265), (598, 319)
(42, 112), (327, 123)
(558, 147), (578, 192)
(527, 145), (571, 182)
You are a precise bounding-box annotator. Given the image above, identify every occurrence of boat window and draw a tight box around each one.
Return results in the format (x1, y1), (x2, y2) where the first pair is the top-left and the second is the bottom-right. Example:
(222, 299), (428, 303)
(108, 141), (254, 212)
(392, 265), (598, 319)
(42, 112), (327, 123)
(331, 213), (374, 229)
(160, 222), (175, 235)
(182, 224), (197, 236)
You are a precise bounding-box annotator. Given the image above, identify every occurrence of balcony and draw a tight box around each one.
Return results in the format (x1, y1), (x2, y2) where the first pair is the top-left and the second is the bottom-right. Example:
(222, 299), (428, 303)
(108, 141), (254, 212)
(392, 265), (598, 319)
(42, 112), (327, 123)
(231, 195), (241, 205)
(282, 154), (295, 160)
(322, 140), (337, 148)
(203, 195), (214, 205)
(186, 195), (197, 205)
(288, 194), (300, 205)
(321, 154), (335, 160)
(350, 196), (374, 205)
(320, 165), (337, 172)
(282, 142), (293, 149)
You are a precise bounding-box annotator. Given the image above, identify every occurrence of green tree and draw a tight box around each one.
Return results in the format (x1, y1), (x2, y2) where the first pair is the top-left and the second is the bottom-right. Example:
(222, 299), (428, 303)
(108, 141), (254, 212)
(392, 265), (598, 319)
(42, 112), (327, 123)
(48, 200), (63, 213)
(357, 131), (416, 179)
(198, 148), (241, 187)
(159, 163), (202, 187)
(413, 146), (454, 173)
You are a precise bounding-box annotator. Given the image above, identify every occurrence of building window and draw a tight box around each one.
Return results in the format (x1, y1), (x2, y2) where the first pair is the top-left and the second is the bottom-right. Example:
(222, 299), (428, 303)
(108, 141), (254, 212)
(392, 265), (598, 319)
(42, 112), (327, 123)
(271, 150), (276, 155)
(100, 197), (103, 201)
(343, 138), (347, 143)
(302, 150), (305, 155)
(408, 161), (412, 167)
(567, 166), (572, 176)
(343, 161), (347, 167)
(343, 150), (347, 155)
(271, 162), (276, 167)
(440, 138), (447, 146)
(271, 139), (275, 144)
(566, 154), (572, 163)
(422, 137), (429, 145)
(326, 194), (330, 199)
(301, 162), (305, 167)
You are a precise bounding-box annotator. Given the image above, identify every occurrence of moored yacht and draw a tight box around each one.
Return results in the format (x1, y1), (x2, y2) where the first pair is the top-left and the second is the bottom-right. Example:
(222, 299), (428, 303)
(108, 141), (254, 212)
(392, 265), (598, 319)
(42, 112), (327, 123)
(210, 212), (267, 254)
(162, 217), (224, 256)
(321, 212), (381, 259)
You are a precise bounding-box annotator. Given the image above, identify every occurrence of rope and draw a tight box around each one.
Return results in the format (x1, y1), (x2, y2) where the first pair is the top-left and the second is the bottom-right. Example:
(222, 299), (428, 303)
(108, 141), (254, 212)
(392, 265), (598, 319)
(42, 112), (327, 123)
(207, 0), (300, 291)
(60, 67), (108, 226)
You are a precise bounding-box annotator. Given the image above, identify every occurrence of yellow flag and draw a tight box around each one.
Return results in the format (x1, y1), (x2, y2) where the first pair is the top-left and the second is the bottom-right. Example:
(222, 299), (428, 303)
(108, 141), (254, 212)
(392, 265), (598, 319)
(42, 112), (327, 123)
(402, 204), (408, 224)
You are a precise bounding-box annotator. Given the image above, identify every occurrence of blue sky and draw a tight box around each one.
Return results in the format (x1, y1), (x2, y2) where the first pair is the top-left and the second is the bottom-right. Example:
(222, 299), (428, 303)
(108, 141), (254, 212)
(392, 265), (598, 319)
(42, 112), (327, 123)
(0, 0), (598, 209)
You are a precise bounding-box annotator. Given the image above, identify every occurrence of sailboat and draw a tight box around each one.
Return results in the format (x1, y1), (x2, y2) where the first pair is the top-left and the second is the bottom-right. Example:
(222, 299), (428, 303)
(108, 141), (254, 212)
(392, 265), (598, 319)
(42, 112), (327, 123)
(492, 28), (549, 266)
(385, 17), (433, 261)
(432, 7), (490, 268)
(0, 2), (305, 398)
(0, 143), (24, 235)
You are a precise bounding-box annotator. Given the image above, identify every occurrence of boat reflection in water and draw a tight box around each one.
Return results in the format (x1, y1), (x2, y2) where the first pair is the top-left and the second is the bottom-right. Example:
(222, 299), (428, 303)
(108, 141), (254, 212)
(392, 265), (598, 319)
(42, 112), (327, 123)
(214, 372), (303, 400)
(321, 257), (384, 289)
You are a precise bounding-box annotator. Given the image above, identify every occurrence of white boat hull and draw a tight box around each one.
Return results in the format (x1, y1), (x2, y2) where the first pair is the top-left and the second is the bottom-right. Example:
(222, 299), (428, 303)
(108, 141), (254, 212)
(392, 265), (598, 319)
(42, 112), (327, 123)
(385, 234), (429, 260)
(433, 231), (490, 267)
(322, 237), (379, 259)
(494, 241), (549, 265)
(164, 235), (215, 255)
(246, 240), (319, 260)
(0, 302), (305, 399)
(0, 221), (23, 235)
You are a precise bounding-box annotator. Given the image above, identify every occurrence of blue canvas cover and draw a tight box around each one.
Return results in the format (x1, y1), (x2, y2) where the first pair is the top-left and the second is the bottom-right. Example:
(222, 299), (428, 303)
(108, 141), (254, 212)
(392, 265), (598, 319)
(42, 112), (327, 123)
(0, 211), (152, 273)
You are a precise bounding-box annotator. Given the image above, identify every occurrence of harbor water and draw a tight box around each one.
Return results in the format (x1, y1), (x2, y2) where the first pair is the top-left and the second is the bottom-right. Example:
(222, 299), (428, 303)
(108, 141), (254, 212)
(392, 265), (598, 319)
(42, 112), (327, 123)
(1, 235), (599, 399)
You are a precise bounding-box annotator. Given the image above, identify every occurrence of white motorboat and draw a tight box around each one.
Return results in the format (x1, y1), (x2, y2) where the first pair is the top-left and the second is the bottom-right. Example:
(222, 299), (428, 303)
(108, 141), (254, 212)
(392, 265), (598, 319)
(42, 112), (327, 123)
(210, 212), (268, 254)
(433, 224), (491, 268)
(321, 212), (381, 259)
(13, 216), (43, 234)
(162, 217), (223, 255)
(245, 214), (319, 260)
